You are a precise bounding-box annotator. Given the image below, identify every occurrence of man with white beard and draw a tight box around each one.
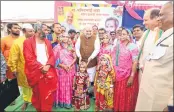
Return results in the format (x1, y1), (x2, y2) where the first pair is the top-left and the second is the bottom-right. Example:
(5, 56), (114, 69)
(75, 26), (100, 98)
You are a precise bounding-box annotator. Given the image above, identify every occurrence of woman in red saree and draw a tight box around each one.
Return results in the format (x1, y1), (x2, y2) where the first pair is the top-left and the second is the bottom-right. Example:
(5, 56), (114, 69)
(111, 28), (139, 111)
(23, 24), (58, 111)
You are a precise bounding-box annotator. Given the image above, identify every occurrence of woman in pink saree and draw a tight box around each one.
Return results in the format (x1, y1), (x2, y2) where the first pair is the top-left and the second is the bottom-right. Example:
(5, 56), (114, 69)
(53, 33), (76, 109)
(112, 28), (139, 111)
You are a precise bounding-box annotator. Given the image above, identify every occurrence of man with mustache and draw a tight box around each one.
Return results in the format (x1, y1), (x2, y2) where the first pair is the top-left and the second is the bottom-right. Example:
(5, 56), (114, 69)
(8, 24), (34, 111)
(47, 23), (62, 48)
(98, 28), (106, 44)
(1, 23), (20, 80)
(75, 26), (100, 98)
(1, 23), (20, 106)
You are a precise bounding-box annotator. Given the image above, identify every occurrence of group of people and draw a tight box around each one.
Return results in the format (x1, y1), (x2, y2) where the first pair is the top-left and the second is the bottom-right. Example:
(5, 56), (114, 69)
(0, 2), (173, 112)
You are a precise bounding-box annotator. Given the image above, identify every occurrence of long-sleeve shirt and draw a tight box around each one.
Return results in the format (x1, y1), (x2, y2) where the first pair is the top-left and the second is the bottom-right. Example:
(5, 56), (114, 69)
(135, 27), (173, 111)
(7, 37), (30, 87)
(139, 30), (158, 69)
(75, 35), (100, 60)
(1, 35), (19, 79)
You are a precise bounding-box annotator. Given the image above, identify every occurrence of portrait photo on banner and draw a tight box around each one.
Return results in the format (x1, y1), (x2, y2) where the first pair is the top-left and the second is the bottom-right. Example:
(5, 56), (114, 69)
(56, 4), (123, 32)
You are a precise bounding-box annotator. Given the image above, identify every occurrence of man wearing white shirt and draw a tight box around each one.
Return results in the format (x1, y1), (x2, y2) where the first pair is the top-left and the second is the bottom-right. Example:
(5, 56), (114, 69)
(92, 25), (98, 36)
(98, 28), (106, 44)
(110, 31), (116, 44)
(136, 2), (173, 111)
(132, 24), (144, 49)
(112, 27), (123, 49)
(75, 26), (100, 97)
(138, 8), (163, 83)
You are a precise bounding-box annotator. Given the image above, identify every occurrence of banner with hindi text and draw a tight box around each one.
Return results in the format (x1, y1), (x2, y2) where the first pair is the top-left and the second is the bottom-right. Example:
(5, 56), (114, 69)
(56, 4), (123, 33)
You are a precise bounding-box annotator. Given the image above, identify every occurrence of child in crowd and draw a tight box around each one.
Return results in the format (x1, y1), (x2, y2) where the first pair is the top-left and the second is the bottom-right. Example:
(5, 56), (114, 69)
(94, 54), (115, 111)
(72, 61), (90, 111)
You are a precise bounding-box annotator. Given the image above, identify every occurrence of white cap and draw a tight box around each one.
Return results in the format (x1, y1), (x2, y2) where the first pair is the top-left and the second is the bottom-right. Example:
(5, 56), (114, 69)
(22, 23), (33, 29)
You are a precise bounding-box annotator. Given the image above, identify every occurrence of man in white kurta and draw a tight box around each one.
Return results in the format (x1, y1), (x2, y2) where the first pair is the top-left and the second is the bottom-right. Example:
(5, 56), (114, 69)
(132, 24), (144, 50)
(75, 26), (100, 97)
(75, 26), (100, 83)
(136, 2), (173, 111)
(138, 8), (162, 83)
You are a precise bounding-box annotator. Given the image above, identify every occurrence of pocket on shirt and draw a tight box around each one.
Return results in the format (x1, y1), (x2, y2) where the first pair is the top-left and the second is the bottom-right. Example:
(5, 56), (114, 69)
(150, 46), (167, 60)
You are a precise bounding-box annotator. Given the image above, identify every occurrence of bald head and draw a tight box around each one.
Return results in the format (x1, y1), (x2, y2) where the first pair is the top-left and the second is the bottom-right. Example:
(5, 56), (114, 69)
(157, 2), (173, 31)
(143, 8), (160, 30)
(66, 11), (74, 24)
(145, 8), (160, 19)
(66, 11), (73, 17)
(163, 1), (173, 12)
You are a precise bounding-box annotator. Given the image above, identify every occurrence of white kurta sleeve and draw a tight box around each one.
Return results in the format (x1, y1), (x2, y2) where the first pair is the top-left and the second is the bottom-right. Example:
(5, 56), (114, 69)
(75, 37), (81, 58)
(89, 36), (100, 59)
(139, 30), (147, 46)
